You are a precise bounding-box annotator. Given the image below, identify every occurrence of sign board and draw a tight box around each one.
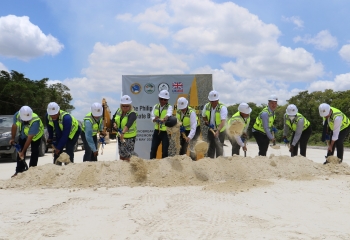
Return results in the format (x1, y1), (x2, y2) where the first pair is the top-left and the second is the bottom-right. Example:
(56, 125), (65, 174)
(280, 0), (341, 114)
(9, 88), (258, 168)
(122, 74), (212, 159)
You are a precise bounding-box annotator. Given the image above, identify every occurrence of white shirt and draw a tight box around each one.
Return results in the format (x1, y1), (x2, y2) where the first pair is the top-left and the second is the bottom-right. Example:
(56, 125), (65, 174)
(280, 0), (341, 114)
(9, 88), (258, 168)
(330, 116), (342, 141)
(179, 110), (197, 139)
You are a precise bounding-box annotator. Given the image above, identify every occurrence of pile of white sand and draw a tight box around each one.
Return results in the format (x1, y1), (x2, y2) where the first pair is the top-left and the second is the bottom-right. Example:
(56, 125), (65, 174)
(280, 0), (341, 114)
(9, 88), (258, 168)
(1, 155), (349, 190)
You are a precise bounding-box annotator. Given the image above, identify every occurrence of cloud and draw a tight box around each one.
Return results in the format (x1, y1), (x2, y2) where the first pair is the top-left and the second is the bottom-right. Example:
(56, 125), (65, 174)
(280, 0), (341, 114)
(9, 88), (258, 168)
(282, 16), (304, 28)
(0, 15), (64, 60)
(0, 62), (8, 72)
(308, 73), (350, 92)
(339, 44), (350, 62)
(192, 65), (293, 107)
(119, 0), (324, 82)
(67, 40), (189, 119)
(294, 30), (338, 50)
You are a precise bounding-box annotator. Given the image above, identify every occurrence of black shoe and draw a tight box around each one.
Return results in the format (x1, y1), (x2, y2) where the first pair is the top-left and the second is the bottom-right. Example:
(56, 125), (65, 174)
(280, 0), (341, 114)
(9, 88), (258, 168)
(11, 173), (17, 178)
(323, 161), (328, 165)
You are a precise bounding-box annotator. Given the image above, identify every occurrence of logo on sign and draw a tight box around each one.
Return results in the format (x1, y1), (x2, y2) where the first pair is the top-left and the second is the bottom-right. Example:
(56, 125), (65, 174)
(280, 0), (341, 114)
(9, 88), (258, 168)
(144, 83), (155, 94)
(158, 83), (169, 92)
(172, 82), (183, 93)
(130, 83), (142, 94)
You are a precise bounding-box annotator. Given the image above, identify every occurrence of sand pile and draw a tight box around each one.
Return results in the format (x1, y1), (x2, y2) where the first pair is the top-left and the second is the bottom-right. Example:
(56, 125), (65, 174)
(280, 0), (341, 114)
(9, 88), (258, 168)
(1, 155), (350, 190)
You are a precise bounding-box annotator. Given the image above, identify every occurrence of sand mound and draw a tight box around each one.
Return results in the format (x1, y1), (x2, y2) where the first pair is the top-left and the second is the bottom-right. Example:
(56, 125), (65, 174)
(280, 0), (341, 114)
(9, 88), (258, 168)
(1, 155), (350, 190)
(194, 140), (208, 154)
(326, 156), (341, 164)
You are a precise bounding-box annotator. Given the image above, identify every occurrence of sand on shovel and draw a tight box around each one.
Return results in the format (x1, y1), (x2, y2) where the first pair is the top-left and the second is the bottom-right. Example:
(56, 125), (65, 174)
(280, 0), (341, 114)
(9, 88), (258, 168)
(194, 140), (208, 154)
(226, 120), (244, 138)
(326, 156), (341, 164)
(55, 152), (71, 165)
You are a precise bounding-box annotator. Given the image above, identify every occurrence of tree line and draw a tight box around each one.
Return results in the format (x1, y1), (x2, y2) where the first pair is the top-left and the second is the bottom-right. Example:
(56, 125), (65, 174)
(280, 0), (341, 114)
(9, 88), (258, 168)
(0, 70), (74, 121)
(1, 70), (348, 145)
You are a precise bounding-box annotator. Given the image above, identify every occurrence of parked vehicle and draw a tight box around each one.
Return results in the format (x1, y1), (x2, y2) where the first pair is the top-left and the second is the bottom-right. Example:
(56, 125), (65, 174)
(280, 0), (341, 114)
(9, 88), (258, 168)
(0, 115), (46, 161)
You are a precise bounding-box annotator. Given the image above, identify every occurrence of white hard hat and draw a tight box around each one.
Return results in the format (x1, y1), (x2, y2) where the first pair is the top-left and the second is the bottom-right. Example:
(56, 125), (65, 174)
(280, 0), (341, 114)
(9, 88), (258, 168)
(19, 106), (33, 121)
(91, 102), (103, 117)
(158, 90), (170, 99)
(121, 95), (132, 104)
(268, 94), (278, 102)
(47, 102), (60, 115)
(286, 104), (298, 116)
(238, 102), (252, 114)
(319, 103), (331, 117)
(208, 90), (219, 101)
(177, 97), (188, 110)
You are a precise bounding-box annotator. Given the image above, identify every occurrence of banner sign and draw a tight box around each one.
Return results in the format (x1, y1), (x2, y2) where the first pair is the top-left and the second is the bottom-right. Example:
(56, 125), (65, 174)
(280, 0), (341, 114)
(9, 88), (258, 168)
(122, 74), (212, 159)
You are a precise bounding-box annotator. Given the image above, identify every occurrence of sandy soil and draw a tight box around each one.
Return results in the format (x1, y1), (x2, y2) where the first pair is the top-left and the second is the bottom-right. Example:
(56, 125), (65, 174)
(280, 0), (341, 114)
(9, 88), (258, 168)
(0, 141), (349, 239)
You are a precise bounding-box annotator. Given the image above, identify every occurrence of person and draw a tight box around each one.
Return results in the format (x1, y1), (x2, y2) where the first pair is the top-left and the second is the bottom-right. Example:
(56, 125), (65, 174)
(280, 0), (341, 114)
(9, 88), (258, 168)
(46, 102), (81, 164)
(176, 97), (201, 160)
(81, 102), (104, 162)
(283, 104), (312, 157)
(114, 95), (137, 161)
(9, 106), (44, 178)
(252, 95), (278, 156)
(319, 103), (350, 163)
(227, 102), (251, 156)
(202, 90), (227, 158)
(150, 90), (173, 159)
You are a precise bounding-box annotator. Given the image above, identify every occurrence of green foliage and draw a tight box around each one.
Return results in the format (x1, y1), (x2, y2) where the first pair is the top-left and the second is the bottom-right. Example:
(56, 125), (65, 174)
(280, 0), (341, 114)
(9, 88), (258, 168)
(0, 70), (74, 122)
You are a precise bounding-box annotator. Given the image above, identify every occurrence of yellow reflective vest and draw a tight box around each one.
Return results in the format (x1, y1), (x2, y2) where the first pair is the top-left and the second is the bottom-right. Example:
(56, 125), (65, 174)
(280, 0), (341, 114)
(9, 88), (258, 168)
(253, 107), (275, 133)
(325, 107), (350, 131)
(16, 112), (44, 141)
(114, 109), (137, 138)
(284, 113), (310, 131)
(203, 102), (226, 132)
(47, 110), (79, 139)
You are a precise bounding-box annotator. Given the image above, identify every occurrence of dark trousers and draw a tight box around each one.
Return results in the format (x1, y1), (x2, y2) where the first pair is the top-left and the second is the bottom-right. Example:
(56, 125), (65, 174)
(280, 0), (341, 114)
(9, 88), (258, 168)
(53, 127), (81, 163)
(150, 130), (169, 159)
(180, 126), (201, 159)
(253, 130), (270, 156)
(81, 131), (98, 162)
(290, 126), (312, 157)
(207, 129), (225, 158)
(228, 136), (241, 156)
(16, 136), (41, 173)
(330, 125), (350, 161)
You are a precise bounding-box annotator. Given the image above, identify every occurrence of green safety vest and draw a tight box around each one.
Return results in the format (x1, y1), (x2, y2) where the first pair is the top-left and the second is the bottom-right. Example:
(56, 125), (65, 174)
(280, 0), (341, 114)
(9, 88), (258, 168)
(47, 110), (79, 139)
(153, 103), (170, 131)
(325, 107), (350, 131)
(176, 107), (200, 130)
(284, 113), (310, 131)
(82, 112), (103, 136)
(204, 102), (226, 132)
(228, 111), (250, 130)
(16, 112), (44, 141)
(253, 107), (275, 133)
(114, 108), (138, 138)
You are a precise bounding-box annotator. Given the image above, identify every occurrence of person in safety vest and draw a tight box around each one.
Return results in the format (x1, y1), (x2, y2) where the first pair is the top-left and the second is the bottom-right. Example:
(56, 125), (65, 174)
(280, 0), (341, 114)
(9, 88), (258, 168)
(227, 102), (251, 156)
(46, 102), (81, 164)
(81, 102), (104, 161)
(176, 97), (201, 160)
(283, 104), (312, 157)
(202, 90), (228, 158)
(319, 103), (350, 163)
(113, 95), (138, 161)
(150, 90), (173, 159)
(252, 95), (278, 156)
(9, 106), (44, 178)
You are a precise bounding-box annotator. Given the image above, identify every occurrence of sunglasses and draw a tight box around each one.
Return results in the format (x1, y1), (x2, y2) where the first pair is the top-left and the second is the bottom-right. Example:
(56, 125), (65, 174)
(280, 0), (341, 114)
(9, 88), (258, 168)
(121, 105), (130, 108)
(159, 98), (168, 101)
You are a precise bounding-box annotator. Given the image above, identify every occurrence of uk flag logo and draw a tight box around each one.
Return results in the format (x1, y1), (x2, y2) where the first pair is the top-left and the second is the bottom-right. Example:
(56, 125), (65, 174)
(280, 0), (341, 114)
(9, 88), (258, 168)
(172, 82), (183, 92)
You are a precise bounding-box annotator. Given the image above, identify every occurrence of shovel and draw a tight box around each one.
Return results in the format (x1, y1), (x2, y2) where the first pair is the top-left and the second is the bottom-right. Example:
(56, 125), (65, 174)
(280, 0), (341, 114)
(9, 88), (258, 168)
(13, 143), (28, 170)
(209, 128), (225, 148)
(270, 131), (280, 149)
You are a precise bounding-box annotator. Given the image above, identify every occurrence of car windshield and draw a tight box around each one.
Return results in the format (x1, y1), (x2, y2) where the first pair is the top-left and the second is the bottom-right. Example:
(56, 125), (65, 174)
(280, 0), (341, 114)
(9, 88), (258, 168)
(0, 116), (13, 128)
